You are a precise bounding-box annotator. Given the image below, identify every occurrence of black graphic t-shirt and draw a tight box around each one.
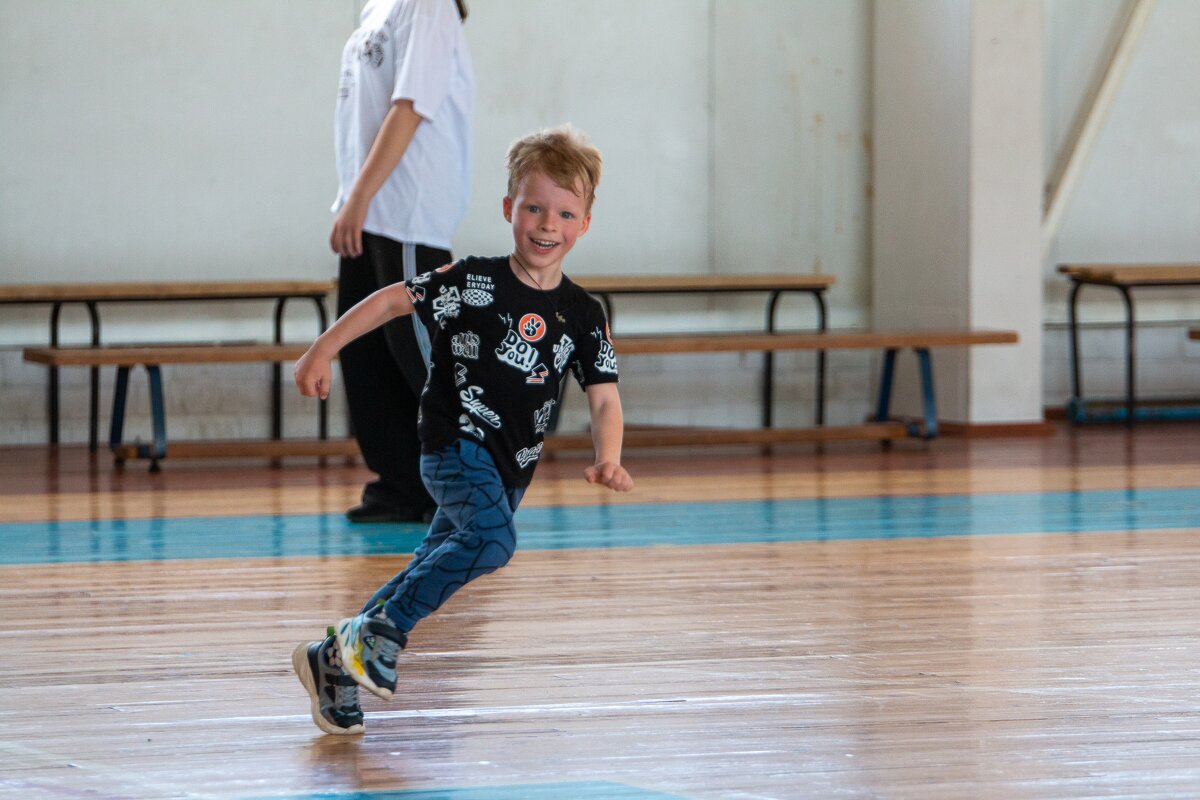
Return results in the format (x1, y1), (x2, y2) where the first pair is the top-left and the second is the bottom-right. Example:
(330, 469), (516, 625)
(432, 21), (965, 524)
(404, 255), (619, 487)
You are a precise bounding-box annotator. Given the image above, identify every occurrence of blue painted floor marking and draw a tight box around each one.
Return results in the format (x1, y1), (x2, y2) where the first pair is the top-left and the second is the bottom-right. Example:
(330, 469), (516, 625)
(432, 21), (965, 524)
(253, 782), (683, 799)
(1, 487), (1199, 566)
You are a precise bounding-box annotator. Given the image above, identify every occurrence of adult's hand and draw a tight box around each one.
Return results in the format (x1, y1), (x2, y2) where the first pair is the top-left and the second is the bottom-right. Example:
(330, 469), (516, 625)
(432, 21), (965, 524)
(330, 198), (369, 259)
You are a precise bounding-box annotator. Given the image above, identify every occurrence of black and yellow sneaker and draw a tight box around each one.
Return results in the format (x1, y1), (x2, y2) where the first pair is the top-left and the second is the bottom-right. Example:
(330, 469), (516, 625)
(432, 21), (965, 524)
(335, 610), (407, 700)
(292, 633), (365, 735)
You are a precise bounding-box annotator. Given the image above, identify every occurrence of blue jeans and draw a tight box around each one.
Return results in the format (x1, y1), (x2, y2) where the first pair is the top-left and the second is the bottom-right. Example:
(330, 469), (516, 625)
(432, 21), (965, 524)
(361, 439), (526, 633)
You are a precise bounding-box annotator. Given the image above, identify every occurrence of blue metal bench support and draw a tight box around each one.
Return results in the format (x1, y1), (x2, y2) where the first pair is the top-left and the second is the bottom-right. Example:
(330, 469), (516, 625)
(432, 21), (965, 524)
(109, 364), (169, 472)
(873, 346), (939, 439)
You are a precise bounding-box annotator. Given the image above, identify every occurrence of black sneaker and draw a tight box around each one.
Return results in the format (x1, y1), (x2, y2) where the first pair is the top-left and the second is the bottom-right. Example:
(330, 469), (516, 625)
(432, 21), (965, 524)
(346, 501), (436, 524)
(292, 634), (364, 735)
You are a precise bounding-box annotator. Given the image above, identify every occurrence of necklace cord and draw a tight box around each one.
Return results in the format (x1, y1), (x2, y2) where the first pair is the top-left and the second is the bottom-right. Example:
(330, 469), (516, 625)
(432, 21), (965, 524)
(511, 252), (565, 323)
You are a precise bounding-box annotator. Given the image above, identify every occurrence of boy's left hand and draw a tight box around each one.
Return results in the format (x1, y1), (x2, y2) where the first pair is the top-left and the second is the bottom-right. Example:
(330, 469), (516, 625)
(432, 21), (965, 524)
(585, 461), (633, 492)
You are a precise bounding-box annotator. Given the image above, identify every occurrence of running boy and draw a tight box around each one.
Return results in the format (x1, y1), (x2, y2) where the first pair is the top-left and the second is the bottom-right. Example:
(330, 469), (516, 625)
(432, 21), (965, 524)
(292, 125), (632, 735)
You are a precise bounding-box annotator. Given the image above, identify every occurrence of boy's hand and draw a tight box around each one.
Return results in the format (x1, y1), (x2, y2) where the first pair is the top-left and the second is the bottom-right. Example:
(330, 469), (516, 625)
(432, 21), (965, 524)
(294, 347), (333, 400)
(585, 461), (633, 492)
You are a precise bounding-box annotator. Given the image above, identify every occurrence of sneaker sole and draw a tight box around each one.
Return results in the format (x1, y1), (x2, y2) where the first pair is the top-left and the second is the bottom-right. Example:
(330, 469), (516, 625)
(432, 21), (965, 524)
(335, 617), (394, 700)
(291, 641), (364, 736)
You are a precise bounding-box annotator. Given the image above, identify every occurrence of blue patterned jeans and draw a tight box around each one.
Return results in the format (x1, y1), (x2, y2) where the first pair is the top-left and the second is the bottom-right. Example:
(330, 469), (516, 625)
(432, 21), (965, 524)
(361, 439), (526, 633)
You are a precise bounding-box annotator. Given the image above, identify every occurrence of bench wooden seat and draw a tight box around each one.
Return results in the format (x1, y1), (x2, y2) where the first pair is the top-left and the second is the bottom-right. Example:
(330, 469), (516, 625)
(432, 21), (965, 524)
(109, 437), (358, 463)
(1057, 263), (1200, 286)
(23, 343), (333, 470)
(607, 328), (1019, 443)
(575, 274), (837, 294)
(23, 343), (312, 367)
(615, 329), (1017, 354)
(545, 423), (908, 450)
(0, 280), (335, 304)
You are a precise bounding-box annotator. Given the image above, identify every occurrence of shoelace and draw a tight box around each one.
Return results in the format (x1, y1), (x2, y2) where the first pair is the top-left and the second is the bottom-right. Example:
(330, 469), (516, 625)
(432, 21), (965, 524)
(326, 641), (362, 710)
(373, 627), (401, 667)
(333, 680), (360, 710)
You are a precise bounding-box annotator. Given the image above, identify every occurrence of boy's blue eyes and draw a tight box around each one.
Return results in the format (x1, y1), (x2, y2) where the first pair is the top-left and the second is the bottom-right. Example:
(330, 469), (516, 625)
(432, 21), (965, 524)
(524, 205), (574, 219)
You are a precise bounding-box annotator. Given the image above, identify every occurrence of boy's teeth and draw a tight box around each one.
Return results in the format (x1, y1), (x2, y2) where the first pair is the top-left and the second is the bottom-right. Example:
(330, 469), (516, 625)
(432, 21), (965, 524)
(533, 239), (555, 247)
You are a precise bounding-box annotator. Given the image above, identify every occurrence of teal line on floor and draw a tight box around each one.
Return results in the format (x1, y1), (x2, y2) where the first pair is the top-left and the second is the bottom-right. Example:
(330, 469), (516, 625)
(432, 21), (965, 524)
(250, 782), (684, 800)
(2, 487), (1199, 566)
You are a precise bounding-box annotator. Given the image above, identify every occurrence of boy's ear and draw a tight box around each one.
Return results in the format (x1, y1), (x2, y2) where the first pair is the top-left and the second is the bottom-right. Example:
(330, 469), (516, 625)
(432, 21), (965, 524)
(502, 196), (513, 222)
(578, 213), (591, 236)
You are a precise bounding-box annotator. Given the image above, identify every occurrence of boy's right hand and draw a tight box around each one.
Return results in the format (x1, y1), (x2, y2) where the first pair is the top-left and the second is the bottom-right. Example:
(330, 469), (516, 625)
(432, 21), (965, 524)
(294, 346), (333, 400)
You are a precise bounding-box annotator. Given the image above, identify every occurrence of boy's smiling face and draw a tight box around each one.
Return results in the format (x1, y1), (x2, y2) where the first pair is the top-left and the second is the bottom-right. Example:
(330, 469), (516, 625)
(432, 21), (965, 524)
(503, 171), (591, 281)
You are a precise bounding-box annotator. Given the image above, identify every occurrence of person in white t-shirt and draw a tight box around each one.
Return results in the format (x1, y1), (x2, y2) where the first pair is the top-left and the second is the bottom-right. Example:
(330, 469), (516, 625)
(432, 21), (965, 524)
(331, 0), (474, 523)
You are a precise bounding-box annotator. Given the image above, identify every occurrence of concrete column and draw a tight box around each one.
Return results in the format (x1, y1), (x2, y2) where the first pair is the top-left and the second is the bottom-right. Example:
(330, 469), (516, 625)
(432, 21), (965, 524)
(872, 0), (1043, 425)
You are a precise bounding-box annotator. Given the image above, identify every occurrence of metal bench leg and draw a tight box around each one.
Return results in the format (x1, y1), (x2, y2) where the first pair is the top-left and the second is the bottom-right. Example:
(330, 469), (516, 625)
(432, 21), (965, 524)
(874, 348), (899, 422)
(109, 366), (131, 462)
(916, 347), (938, 439)
(49, 303), (63, 445)
(144, 365), (167, 472)
(1066, 279), (1084, 422)
(1118, 285), (1136, 427)
(273, 298), (287, 440)
(87, 302), (100, 451)
(762, 291), (782, 428)
(813, 291), (828, 427)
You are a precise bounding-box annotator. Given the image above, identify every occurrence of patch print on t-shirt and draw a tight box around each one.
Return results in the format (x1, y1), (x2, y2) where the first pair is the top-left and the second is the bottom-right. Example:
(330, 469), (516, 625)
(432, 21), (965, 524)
(533, 399), (556, 435)
(496, 329), (549, 384)
(463, 273), (495, 307)
(358, 29), (387, 68)
(552, 334), (575, 374)
(432, 286), (461, 323)
(592, 327), (618, 374)
(459, 385), (502, 431)
(515, 441), (544, 469)
(405, 271), (432, 302)
(451, 332), (480, 360)
(519, 313), (547, 342)
(459, 414), (484, 441)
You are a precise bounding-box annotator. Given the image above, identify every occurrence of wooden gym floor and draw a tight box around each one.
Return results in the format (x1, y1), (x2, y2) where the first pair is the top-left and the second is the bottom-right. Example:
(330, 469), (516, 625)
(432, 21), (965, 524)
(1, 424), (1199, 799)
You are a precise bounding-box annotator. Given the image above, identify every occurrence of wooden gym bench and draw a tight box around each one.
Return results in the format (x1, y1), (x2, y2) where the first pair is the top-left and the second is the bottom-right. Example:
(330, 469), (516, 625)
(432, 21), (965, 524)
(2, 279), (334, 448)
(547, 328), (1019, 449)
(1059, 263), (1200, 424)
(23, 343), (351, 471)
(575, 273), (836, 426)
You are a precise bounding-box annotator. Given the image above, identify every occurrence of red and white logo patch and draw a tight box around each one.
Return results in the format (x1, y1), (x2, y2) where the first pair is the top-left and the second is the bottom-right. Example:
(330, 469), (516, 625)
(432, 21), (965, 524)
(518, 313), (547, 342)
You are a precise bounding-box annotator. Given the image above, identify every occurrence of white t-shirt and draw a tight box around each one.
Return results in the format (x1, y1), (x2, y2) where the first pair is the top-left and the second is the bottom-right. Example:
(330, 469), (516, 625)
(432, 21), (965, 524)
(333, 0), (475, 250)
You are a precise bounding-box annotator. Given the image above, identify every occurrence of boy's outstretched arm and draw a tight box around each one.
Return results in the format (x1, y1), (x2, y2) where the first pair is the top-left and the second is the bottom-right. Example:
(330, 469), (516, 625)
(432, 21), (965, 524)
(294, 283), (415, 400)
(583, 382), (633, 492)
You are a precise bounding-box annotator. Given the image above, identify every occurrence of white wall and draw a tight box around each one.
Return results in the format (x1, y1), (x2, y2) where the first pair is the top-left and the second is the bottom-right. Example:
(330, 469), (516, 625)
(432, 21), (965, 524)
(2, 1), (1198, 446)
(0, 0), (345, 284)
(0, 1), (875, 444)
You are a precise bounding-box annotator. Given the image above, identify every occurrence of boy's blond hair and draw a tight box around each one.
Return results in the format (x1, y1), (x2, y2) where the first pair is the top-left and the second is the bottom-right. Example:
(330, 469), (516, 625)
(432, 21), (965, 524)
(506, 125), (602, 212)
